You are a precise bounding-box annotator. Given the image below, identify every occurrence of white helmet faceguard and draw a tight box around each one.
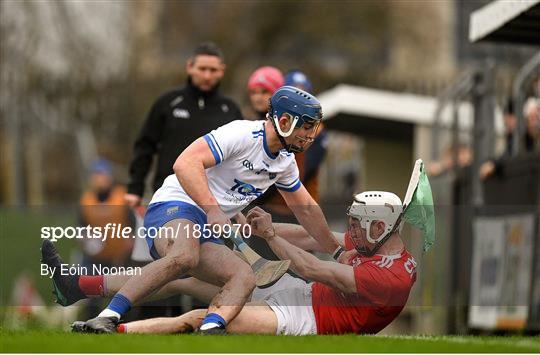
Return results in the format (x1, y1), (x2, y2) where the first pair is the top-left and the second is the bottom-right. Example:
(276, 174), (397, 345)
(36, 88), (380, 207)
(346, 191), (403, 255)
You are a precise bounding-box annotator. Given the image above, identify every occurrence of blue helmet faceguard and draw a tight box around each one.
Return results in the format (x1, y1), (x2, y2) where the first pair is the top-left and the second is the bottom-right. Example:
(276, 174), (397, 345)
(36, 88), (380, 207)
(268, 86), (323, 153)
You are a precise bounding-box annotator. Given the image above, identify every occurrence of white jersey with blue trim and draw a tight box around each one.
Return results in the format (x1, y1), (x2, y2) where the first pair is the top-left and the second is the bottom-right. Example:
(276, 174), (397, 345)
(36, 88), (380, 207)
(150, 120), (301, 218)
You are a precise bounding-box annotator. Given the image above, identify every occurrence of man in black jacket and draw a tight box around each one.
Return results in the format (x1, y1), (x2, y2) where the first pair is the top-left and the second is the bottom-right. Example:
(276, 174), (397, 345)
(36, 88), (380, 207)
(125, 42), (243, 207)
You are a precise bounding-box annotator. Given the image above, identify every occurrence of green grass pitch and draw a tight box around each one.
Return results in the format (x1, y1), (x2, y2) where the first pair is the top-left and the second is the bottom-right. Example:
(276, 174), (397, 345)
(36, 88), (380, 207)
(1, 330), (539, 353)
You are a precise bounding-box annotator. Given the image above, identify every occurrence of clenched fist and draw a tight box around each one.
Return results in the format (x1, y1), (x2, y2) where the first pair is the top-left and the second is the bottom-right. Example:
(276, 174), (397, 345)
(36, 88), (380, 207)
(246, 207), (275, 240)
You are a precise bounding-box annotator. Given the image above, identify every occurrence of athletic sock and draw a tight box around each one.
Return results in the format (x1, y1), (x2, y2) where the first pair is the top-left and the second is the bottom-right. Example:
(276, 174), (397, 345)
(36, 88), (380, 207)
(98, 308), (121, 319)
(78, 275), (105, 297)
(200, 313), (226, 330)
(98, 293), (132, 319)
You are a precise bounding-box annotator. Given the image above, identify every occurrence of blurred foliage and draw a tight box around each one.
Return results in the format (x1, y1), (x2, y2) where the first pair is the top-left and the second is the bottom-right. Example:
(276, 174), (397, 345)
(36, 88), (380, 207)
(158, 0), (390, 93)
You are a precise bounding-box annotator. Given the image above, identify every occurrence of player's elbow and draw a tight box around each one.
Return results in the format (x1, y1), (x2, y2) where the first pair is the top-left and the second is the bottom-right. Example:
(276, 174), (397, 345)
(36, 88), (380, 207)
(173, 155), (183, 174)
(173, 152), (191, 175)
(174, 141), (207, 174)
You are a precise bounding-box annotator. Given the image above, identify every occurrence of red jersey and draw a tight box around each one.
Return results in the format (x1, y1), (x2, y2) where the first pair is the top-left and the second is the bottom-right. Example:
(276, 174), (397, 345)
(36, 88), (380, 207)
(311, 233), (417, 335)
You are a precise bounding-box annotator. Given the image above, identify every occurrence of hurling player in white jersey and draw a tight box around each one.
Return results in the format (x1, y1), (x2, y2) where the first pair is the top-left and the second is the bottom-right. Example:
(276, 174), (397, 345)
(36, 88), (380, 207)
(64, 86), (345, 334)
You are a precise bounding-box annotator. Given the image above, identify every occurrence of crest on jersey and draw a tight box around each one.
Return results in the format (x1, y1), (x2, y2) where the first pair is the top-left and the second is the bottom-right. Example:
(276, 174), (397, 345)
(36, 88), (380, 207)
(166, 206), (179, 215)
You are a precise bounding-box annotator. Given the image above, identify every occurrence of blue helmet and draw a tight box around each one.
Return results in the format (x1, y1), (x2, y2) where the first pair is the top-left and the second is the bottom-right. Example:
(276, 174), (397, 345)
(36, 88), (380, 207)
(284, 70), (313, 93)
(269, 86), (322, 152)
(270, 86), (322, 135)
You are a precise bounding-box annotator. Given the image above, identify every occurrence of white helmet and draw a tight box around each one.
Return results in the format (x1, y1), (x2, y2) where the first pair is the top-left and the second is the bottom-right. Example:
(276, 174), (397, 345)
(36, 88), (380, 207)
(346, 191), (403, 254)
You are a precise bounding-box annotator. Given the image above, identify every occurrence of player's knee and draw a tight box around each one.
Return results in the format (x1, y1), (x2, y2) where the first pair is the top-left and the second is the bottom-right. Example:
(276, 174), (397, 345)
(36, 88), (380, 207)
(235, 263), (256, 291)
(188, 309), (207, 319)
(166, 251), (199, 274)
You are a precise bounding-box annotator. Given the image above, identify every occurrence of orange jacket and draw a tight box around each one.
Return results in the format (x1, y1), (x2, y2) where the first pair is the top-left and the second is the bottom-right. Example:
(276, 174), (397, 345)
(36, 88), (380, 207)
(79, 185), (132, 263)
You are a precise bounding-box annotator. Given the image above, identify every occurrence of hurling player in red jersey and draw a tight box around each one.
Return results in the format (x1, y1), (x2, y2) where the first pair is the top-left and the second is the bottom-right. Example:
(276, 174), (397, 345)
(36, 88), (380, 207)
(111, 191), (417, 335)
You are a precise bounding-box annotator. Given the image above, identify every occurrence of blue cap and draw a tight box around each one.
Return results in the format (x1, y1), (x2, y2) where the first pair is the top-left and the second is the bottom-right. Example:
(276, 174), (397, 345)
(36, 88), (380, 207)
(90, 158), (112, 176)
(284, 70), (313, 93)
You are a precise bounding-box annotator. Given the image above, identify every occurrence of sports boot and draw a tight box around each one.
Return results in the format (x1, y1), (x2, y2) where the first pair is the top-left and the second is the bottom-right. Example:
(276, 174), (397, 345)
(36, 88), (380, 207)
(41, 240), (86, 306)
(71, 316), (119, 334)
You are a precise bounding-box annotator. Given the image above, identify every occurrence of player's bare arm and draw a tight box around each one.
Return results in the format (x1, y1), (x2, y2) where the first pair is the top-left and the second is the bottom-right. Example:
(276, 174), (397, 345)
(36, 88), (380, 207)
(244, 209), (324, 251)
(173, 137), (230, 226)
(236, 196), (340, 253)
(247, 207), (356, 294)
(271, 223), (344, 253)
(272, 223), (326, 252)
(278, 185), (342, 254)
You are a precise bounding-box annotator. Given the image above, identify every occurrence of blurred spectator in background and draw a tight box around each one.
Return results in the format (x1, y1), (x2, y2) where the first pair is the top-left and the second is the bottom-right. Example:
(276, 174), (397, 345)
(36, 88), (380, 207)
(480, 97), (539, 180)
(246, 66), (284, 120)
(533, 76), (540, 98)
(125, 42), (243, 207)
(284, 70), (313, 93)
(501, 99), (518, 157)
(479, 99), (516, 180)
(523, 97), (540, 152)
(427, 143), (472, 177)
(79, 158), (134, 319)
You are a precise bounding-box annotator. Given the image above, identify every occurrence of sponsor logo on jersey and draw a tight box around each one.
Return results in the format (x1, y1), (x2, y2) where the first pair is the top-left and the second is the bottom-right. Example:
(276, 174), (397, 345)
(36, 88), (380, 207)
(230, 178), (263, 197)
(224, 190), (255, 203)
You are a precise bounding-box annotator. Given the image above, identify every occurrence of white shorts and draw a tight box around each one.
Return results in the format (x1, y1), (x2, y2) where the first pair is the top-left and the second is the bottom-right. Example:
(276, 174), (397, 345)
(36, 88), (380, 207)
(251, 274), (317, 336)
